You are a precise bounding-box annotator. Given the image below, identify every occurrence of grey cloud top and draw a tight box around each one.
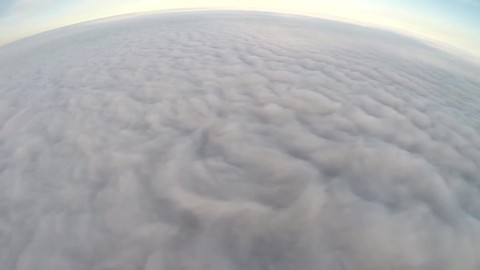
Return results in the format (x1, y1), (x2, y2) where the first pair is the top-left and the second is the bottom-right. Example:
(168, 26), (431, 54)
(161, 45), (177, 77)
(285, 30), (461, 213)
(0, 11), (480, 270)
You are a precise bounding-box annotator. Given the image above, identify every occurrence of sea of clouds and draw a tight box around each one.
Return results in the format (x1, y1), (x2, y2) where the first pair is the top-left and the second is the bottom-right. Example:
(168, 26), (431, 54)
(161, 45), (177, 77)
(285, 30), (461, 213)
(0, 11), (480, 270)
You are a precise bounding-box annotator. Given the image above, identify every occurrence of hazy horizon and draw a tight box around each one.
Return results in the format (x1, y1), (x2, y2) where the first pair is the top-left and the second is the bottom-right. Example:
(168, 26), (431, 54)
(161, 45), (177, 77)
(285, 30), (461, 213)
(1, 0), (479, 57)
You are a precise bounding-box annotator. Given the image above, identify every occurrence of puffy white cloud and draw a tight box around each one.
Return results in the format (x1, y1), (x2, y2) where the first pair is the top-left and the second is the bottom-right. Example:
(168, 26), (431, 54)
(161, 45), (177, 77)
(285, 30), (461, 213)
(0, 11), (480, 270)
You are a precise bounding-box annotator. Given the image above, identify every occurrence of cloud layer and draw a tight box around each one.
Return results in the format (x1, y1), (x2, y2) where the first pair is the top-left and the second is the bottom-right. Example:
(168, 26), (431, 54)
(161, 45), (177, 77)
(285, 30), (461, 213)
(1, 11), (480, 270)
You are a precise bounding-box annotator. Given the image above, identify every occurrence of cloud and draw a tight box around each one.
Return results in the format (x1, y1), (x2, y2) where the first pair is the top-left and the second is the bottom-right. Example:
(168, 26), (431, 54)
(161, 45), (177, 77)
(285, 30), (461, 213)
(0, 11), (480, 270)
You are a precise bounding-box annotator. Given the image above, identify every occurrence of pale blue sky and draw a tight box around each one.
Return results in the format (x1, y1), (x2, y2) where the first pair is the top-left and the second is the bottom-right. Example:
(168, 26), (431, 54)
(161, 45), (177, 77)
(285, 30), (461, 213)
(1, 0), (479, 56)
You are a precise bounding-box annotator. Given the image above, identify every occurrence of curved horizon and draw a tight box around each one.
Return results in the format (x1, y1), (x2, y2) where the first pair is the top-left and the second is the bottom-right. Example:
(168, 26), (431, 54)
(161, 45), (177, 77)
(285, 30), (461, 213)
(1, 0), (479, 57)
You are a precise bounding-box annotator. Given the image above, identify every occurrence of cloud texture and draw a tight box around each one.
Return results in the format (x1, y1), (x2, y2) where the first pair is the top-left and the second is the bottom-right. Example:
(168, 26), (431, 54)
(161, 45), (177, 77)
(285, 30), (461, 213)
(1, 11), (480, 270)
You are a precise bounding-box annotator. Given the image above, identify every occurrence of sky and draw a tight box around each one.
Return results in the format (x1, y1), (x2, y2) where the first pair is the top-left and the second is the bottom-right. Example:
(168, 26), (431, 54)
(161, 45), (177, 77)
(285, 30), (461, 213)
(0, 0), (479, 57)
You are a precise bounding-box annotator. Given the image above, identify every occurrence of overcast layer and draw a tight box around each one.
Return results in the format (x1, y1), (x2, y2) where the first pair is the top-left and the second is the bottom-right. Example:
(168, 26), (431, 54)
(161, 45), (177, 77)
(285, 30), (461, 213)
(1, 11), (480, 270)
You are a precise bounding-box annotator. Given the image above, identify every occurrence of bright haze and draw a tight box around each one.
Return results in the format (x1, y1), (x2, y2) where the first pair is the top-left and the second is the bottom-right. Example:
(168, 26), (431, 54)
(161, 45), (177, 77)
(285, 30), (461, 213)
(1, 0), (480, 57)
(1, 2), (480, 270)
